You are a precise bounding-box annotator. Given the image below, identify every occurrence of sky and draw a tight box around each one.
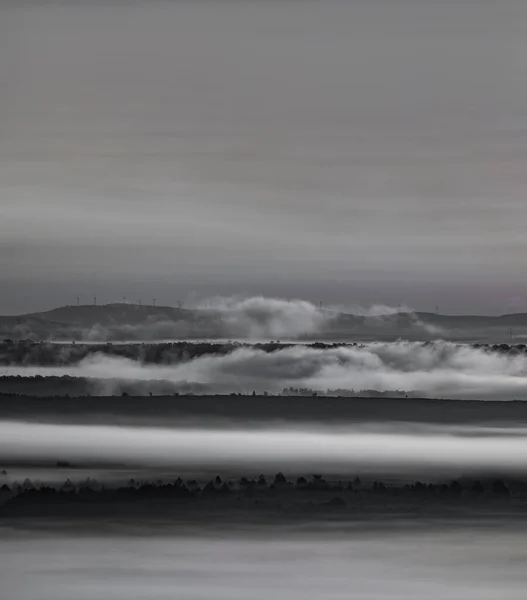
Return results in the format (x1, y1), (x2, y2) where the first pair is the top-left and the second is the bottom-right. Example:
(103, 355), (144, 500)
(1, 0), (527, 315)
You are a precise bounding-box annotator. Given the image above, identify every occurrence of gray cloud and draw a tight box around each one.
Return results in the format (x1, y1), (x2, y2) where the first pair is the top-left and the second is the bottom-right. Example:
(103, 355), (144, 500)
(194, 296), (335, 339)
(2, 1), (527, 313)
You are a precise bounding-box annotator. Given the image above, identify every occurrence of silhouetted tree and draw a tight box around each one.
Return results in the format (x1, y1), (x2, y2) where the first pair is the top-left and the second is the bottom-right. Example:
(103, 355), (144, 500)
(274, 472), (287, 485)
(22, 478), (35, 491)
(61, 479), (75, 493)
(373, 481), (386, 493)
(202, 481), (216, 495)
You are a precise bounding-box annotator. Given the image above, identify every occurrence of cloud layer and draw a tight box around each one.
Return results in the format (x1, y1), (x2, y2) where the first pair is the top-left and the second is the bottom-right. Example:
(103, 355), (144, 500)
(3, 421), (527, 476)
(4, 341), (527, 400)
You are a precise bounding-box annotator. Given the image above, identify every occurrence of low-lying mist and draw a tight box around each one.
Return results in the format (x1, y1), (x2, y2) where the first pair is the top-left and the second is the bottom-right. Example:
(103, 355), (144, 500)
(2, 421), (527, 476)
(4, 530), (527, 600)
(4, 341), (527, 399)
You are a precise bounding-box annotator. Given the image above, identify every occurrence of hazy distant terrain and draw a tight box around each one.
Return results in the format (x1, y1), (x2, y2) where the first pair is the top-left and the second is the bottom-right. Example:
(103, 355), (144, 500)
(2, 301), (527, 342)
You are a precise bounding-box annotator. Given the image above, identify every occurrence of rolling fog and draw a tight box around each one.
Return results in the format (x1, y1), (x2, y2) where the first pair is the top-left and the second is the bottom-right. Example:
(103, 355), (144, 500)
(5, 340), (527, 399)
(3, 421), (527, 477)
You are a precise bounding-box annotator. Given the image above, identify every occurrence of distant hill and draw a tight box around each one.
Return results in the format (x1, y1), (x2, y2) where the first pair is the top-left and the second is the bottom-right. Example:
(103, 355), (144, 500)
(1, 302), (527, 342)
(22, 303), (195, 327)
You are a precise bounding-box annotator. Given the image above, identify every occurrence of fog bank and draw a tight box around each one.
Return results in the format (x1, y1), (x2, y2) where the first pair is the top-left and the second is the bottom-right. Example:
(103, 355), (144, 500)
(3, 421), (527, 475)
(5, 341), (527, 399)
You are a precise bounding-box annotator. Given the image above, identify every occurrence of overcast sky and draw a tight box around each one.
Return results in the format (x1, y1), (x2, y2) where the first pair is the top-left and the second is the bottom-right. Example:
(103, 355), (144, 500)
(1, 0), (527, 314)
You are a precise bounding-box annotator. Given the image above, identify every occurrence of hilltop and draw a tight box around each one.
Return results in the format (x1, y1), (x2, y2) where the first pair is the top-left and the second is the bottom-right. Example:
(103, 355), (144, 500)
(22, 303), (195, 327)
(1, 302), (527, 342)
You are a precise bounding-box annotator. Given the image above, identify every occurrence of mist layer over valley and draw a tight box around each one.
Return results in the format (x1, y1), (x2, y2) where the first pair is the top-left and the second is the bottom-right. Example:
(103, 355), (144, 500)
(5, 420), (527, 478)
(3, 339), (527, 400)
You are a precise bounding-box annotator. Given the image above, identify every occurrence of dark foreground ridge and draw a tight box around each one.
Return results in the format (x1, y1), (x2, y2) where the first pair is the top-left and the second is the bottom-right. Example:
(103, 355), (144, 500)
(0, 473), (521, 523)
(3, 393), (527, 426)
(0, 374), (419, 399)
